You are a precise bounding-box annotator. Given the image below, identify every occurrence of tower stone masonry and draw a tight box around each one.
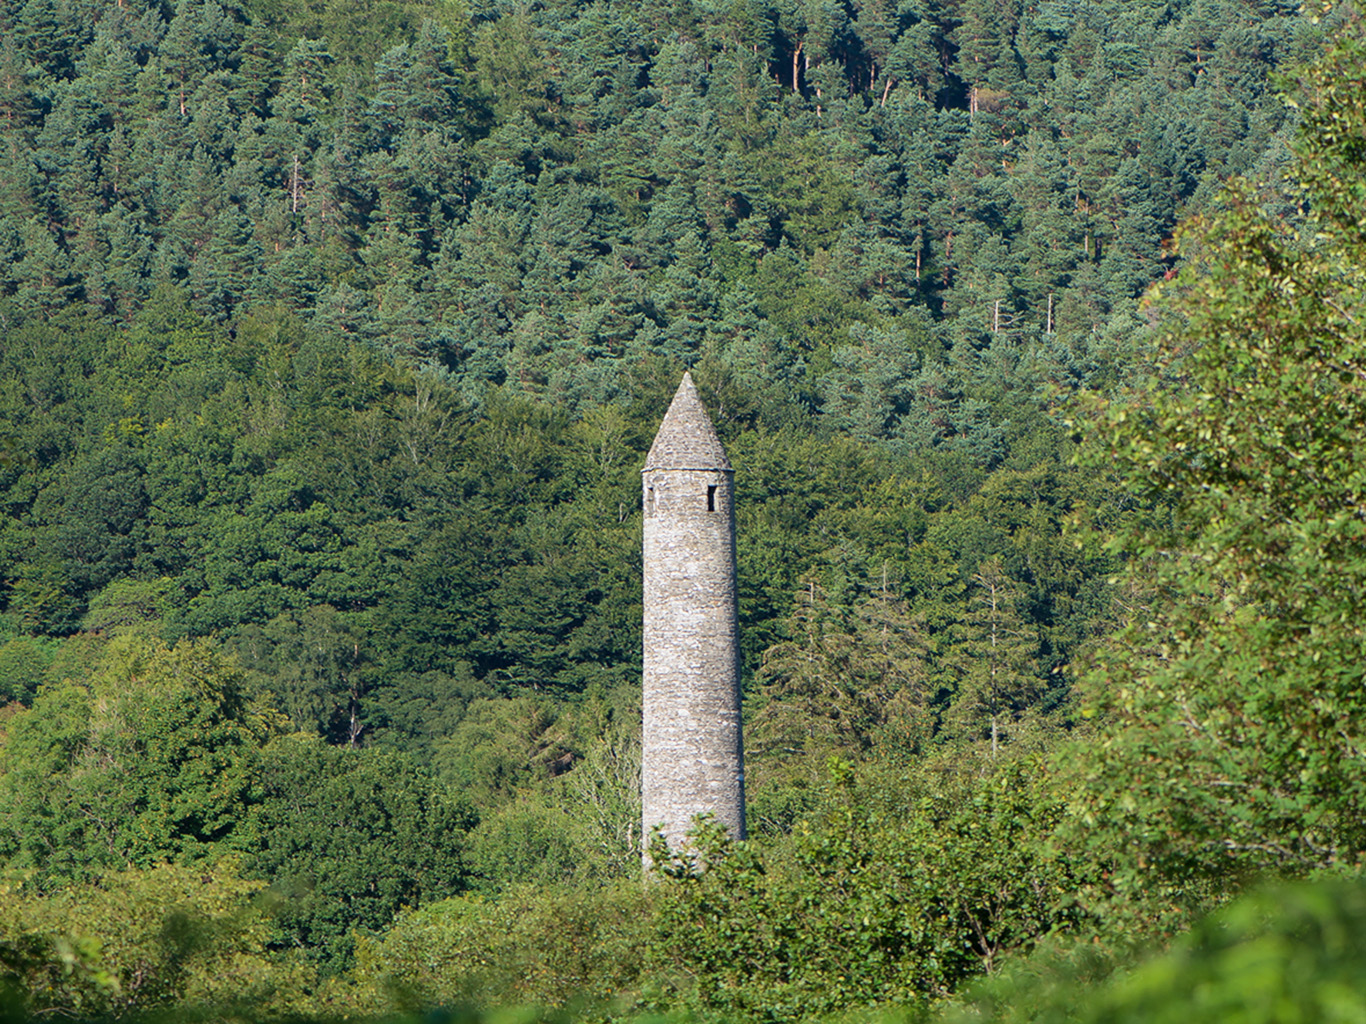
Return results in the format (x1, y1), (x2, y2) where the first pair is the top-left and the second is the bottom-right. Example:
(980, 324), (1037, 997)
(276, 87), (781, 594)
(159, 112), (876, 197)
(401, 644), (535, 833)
(641, 371), (746, 865)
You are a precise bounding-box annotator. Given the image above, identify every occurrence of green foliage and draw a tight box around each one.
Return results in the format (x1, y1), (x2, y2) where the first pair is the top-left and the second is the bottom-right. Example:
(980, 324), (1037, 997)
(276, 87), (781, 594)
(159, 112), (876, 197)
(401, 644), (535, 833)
(0, 860), (315, 1021)
(559, 708), (643, 877)
(250, 735), (475, 973)
(0, 635), (280, 886)
(749, 577), (929, 783)
(432, 697), (576, 807)
(0, 0), (1302, 785)
(236, 605), (369, 742)
(648, 760), (1081, 1022)
(0, 637), (53, 705)
(351, 882), (653, 1016)
(80, 578), (175, 635)
(437, 693), (643, 892)
(464, 796), (581, 893)
(944, 876), (1366, 1024)
(942, 557), (1041, 757)
(0, 0), (1341, 1018)
(1072, 11), (1366, 893)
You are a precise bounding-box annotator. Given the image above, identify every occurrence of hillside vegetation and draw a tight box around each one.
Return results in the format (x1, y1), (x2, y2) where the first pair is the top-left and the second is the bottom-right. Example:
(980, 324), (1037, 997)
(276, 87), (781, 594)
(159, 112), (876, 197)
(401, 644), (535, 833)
(3, 0), (1366, 1018)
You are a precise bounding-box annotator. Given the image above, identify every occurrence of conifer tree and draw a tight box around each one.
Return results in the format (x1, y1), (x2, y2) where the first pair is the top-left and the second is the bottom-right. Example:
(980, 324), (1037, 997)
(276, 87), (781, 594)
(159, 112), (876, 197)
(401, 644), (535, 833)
(945, 556), (1038, 756)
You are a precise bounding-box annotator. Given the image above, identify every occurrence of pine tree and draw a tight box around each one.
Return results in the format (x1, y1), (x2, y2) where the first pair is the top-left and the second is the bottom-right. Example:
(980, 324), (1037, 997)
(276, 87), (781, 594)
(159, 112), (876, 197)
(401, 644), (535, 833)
(0, 32), (45, 133)
(945, 556), (1038, 756)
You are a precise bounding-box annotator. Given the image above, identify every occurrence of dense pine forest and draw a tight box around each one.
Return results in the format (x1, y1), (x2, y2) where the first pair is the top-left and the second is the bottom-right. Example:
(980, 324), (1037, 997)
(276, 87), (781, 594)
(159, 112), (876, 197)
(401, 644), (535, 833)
(3, 0), (1366, 1016)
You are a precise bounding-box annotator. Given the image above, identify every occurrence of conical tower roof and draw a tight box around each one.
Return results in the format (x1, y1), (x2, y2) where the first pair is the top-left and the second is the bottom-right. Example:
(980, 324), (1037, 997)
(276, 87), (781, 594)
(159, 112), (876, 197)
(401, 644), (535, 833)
(644, 371), (732, 471)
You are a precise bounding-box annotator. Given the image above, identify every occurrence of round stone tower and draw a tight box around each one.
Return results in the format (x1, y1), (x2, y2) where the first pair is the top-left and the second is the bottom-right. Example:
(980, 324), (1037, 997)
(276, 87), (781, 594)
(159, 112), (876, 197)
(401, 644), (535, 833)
(641, 371), (746, 865)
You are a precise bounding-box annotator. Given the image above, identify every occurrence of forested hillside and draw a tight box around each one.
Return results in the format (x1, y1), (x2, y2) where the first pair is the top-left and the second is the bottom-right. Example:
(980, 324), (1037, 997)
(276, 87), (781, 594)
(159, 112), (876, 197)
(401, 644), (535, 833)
(3, 0), (1364, 1018)
(0, 0), (1313, 744)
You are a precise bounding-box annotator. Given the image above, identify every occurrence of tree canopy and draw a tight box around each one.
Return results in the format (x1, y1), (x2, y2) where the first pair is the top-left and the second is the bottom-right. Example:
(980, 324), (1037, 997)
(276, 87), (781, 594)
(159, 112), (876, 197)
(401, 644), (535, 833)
(4, 0), (1366, 1019)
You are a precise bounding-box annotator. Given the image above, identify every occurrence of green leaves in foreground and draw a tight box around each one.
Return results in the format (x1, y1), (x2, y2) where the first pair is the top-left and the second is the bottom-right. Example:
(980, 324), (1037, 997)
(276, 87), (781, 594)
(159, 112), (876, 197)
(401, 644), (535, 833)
(0, 861), (312, 1021)
(649, 762), (1080, 1021)
(335, 760), (1080, 1023)
(949, 875), (1366, 1024)
(1072, 15), (1366, 892)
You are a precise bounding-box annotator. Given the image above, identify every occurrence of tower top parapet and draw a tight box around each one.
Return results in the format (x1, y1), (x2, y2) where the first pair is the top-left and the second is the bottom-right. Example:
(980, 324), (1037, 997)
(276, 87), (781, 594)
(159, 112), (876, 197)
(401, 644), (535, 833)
(643, 371), (732, 472)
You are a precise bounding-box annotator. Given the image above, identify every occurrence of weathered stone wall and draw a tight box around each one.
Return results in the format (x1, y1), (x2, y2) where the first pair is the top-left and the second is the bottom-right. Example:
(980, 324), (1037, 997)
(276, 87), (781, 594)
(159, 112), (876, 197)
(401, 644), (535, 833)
(641, 374), (745, 865)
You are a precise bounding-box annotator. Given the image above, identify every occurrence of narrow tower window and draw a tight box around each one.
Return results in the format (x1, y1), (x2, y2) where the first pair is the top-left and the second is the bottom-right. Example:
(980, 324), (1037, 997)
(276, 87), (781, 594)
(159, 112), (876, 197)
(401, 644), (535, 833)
(646, 487), (655, 516)
(707, 485), (717, 512)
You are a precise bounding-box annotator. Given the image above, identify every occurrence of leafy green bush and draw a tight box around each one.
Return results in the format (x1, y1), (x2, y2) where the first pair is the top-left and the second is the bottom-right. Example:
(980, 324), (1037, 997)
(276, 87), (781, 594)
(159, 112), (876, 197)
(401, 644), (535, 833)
(351, 882), (653, 1017)
(251, 735), (476, 973)
(0, 639), (53, 706)
(0, 861), (316, 1021)
(647, 759), (1082, 1022)
(0, 636), (279, 885)
(945, 876), (1366, 1024)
